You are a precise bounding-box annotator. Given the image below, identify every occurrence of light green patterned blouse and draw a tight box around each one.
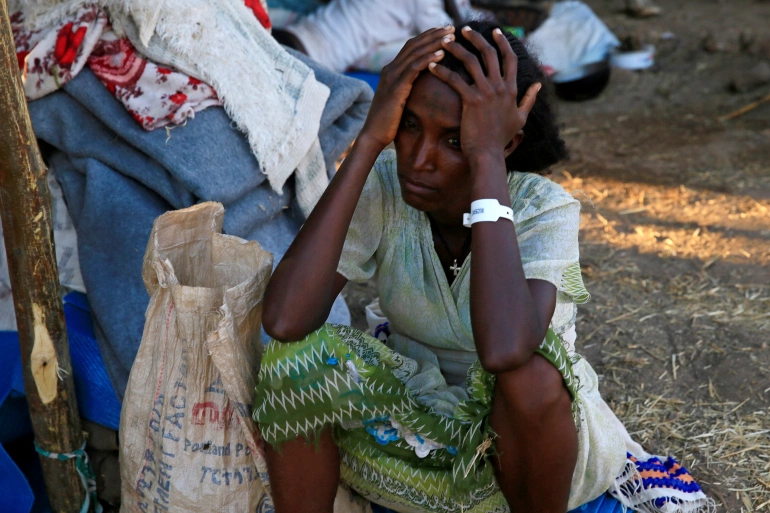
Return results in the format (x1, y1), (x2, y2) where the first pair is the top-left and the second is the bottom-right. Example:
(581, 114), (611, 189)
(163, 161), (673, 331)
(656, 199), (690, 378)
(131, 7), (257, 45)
(338, 149), (589, 400)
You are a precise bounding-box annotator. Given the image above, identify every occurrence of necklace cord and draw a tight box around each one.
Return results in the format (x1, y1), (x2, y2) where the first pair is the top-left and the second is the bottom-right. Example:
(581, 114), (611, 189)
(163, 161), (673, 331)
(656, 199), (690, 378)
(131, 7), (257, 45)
(427, 213), (472, 263)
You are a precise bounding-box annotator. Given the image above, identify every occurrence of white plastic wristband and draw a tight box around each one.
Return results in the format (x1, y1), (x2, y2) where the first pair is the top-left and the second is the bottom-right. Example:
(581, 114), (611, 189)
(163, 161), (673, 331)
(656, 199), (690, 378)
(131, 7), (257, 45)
(463, 199), (514, 228)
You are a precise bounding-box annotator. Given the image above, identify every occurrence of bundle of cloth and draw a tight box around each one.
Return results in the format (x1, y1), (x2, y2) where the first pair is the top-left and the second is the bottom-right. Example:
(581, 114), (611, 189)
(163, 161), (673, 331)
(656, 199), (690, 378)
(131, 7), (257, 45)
(9, 0), (373, 398)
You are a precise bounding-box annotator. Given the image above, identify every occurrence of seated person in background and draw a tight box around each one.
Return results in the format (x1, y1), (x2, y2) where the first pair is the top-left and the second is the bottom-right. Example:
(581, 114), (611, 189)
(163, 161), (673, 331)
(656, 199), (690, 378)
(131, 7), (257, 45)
(255, 19), (712, 513)
(271, 0), (468, 72)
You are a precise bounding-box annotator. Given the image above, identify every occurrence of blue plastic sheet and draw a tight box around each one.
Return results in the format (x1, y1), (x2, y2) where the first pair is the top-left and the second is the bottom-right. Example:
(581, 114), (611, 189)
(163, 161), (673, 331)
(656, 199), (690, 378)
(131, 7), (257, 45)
(0, 332), (35, 513)
(0, 292), (121, 513)
(345, 70), (380, 92)
(61, 292), (122, 430)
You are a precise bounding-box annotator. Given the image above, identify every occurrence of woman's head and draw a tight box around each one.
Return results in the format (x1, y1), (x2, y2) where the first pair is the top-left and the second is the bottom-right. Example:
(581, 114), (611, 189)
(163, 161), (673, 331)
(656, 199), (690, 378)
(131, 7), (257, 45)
(394, 20), (568, 216)
(439, 20), (568, 174)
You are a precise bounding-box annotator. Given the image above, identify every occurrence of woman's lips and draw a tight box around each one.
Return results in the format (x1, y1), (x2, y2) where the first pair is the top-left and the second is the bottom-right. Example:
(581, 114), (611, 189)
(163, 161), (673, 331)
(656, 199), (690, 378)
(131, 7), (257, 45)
(398, 174), (437, 196)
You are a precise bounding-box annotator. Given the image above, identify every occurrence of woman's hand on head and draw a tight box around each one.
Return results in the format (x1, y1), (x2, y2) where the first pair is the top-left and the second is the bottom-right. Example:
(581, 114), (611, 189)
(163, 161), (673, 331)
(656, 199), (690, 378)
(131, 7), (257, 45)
(429, 26), (541, 164)
(358, 25), (456, 149)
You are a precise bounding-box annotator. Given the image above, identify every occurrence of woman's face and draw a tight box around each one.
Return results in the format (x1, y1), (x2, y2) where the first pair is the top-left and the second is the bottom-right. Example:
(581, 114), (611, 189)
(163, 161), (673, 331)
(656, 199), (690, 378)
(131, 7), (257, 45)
(394, 72), (473, 220)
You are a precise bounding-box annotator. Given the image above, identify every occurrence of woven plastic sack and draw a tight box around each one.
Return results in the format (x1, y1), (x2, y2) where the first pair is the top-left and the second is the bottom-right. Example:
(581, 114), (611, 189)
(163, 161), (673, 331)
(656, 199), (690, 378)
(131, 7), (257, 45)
(120, 202), (371, 513)
(120, 202), (271, 512)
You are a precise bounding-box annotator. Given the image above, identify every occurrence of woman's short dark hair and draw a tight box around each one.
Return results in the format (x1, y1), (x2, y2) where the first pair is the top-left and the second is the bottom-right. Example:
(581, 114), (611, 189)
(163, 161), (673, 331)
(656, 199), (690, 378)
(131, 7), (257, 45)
(440, 19), (569, 174)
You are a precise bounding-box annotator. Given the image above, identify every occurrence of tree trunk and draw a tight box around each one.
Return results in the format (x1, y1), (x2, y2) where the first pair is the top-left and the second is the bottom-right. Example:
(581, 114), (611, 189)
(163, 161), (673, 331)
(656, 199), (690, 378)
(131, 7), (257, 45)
(0, 2), (88, 511)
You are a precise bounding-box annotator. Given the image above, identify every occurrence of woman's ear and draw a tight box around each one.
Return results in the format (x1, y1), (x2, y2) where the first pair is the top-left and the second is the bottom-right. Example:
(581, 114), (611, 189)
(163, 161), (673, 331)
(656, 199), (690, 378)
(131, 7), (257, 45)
(503, 130), (525, 159)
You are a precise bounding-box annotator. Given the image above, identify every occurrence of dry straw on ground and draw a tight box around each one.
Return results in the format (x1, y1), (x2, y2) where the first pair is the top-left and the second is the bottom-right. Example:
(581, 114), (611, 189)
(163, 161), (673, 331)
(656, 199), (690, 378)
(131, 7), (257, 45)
(610, 394), (770, 511)
(554, 170), (770, 511)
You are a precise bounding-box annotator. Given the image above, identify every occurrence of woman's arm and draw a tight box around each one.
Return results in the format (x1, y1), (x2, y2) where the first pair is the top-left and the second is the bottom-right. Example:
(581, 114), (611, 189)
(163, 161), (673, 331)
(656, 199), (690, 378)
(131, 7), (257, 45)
(262, 137), (381, 341)
(467, 152), (556, 374)
(263, 26), (456, 341)
(430, 27), (554, 373)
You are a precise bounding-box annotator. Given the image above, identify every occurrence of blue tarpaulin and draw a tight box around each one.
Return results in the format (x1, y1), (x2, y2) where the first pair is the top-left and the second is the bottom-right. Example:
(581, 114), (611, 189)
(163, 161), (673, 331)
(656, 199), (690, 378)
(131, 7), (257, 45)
(0, 293), (120, 513)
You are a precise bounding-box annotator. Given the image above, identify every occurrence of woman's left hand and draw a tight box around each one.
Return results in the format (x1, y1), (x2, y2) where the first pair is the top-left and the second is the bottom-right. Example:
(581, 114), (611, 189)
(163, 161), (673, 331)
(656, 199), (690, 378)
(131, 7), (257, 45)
(429, 26), (540, 162)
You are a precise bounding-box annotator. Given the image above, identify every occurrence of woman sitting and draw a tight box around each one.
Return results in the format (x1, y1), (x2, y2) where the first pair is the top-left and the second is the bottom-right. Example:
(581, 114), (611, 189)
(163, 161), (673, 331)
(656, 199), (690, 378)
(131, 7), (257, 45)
(255, 20), (712, 513)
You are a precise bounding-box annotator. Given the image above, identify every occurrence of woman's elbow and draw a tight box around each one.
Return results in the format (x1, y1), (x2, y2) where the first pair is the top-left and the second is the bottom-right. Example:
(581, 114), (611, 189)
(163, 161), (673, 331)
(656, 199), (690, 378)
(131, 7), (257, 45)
(262, 304), (306, 342)
(479, 351), (530, 375)
(262, 289), (337, 342)
(477, 336), (540, 374)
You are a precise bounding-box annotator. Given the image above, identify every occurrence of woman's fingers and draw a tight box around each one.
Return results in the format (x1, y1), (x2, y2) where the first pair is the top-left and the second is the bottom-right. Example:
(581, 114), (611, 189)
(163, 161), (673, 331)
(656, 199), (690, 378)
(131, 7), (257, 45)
(460, 25), (502, 82)
(397, 41), (451, 82)
(406, 31), (454, 66)
(441, 38), (489, 91)
(518, 82), (542, 121)
(389, 27), (454, 77)
(493, 28), (518, 86)
(402, 48), (448, 80)
(418, 25), (456, 42)
(397, 26), (454, 63)
(400, 26), (450, 52)
(428, 60), (474, 97)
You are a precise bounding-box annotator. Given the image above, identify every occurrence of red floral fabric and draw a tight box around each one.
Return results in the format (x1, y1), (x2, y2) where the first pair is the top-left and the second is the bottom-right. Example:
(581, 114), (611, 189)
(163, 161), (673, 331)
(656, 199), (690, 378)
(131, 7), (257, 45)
(245, 0), (272, 30)
(13, 6), (107, 100)
(12, 2), (271, 131)
(86, 32), (221, 130)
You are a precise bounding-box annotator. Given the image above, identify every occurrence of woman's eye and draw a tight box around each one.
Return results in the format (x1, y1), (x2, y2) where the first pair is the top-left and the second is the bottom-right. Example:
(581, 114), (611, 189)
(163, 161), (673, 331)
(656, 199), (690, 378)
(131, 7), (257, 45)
(447, 137), (461, 148)
(401, 118), (417, 129)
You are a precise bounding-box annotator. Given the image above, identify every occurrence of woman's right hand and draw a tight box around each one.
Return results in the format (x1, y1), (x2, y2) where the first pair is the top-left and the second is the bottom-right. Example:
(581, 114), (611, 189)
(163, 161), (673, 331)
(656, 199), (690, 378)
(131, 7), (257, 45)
(358, 26), (455, 149)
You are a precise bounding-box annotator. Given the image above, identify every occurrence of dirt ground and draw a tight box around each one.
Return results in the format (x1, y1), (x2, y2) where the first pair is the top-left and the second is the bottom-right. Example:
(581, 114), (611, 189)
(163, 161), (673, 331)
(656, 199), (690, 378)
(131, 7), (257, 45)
(344, 1), (770, 510)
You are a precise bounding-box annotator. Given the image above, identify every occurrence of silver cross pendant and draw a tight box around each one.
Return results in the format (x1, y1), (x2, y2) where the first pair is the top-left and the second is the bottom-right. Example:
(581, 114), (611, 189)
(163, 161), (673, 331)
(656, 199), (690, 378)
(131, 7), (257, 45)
(449, 259), (461, 276)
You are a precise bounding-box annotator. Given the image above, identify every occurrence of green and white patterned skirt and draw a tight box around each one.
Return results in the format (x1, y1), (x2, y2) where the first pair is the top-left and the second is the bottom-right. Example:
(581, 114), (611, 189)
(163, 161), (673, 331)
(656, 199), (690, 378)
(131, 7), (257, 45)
(253, 324), (579, 513)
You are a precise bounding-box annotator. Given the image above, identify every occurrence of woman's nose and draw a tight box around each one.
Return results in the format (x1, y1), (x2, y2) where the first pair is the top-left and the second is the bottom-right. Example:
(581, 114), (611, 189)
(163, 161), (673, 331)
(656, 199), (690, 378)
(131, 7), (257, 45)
(412, 136), (436, 172)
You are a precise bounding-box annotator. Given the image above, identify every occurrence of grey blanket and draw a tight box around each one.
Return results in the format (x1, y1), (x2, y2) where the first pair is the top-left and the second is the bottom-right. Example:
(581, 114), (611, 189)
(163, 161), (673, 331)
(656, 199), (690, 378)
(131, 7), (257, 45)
(29, 58), (371, 398)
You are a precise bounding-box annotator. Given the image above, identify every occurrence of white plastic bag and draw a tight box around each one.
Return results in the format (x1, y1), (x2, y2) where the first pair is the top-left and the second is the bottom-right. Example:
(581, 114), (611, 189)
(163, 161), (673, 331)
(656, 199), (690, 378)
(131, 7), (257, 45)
(527, 1), (620, 73)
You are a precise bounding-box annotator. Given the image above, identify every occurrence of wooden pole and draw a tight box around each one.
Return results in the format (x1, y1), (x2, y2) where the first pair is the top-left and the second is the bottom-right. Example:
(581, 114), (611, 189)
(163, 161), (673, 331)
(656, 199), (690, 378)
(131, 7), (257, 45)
(0, 2), (88, 511)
